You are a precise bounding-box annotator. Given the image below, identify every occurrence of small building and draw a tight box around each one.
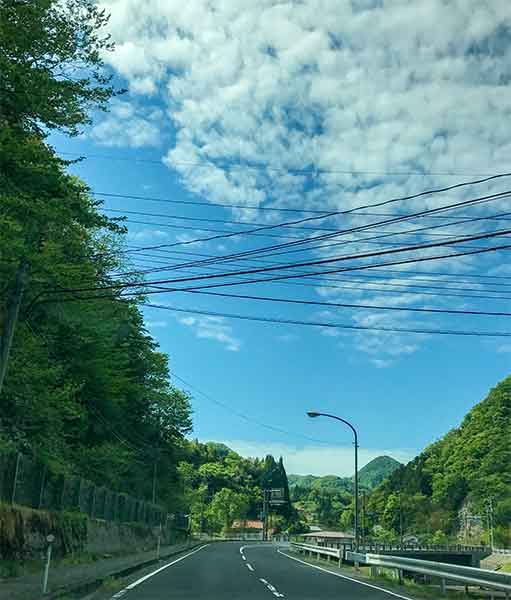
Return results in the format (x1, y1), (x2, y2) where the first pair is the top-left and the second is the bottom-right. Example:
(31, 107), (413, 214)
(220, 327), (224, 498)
(302, 530), (355, 547)
(229, 519), (264, 540)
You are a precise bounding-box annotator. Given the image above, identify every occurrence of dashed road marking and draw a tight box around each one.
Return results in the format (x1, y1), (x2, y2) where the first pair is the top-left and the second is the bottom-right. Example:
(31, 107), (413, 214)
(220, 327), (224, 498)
(259, 576), (285, 597)
(247, 563), (255, 571)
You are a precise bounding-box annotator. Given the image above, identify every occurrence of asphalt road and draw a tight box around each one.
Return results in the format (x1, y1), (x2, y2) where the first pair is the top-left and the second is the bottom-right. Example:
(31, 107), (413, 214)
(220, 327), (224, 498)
(117, 541), (412, 600)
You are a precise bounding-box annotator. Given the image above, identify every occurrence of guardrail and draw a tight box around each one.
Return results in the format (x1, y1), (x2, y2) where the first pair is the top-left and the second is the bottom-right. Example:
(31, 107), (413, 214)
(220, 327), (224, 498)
(289, 543), (511, 595)
(346, 551), (511, 596)
(495, 548), (511, 555)
(291, 542), (341, 560)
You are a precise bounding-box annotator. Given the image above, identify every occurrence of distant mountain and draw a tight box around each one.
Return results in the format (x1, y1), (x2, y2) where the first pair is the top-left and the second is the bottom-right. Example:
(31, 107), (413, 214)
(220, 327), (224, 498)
(289, 455), (402, 492)
(358, 456), (402, 489)
(288, 473), (351, 492)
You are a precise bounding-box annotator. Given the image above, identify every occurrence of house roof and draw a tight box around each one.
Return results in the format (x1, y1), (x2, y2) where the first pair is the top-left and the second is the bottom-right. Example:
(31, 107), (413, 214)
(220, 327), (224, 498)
(303, 531), (354, 539)
(231, 520), (263, 530)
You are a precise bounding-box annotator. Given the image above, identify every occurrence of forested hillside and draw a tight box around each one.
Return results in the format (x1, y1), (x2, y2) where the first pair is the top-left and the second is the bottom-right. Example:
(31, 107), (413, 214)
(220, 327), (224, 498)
(289, 456), (401, 528)
(366, 376), (511, 546)
(359, 456), (402, 489)
(0, 0), (297, 536)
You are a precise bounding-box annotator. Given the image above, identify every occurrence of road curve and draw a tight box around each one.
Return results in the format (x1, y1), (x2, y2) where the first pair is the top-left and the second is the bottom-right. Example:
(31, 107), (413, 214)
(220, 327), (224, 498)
(115, 541), (413, 600)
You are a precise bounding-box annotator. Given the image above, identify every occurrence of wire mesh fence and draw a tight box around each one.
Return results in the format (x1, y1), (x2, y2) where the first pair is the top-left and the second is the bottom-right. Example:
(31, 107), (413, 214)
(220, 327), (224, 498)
(0, 452), (166, 526)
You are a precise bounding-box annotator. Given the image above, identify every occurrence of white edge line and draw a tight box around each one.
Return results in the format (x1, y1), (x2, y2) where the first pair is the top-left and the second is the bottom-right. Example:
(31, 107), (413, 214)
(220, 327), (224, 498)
(277, 549), (414, 600)
(242, 555), (247, 560)
(247, 563), (254, 571)
(117, 544), (209, 593)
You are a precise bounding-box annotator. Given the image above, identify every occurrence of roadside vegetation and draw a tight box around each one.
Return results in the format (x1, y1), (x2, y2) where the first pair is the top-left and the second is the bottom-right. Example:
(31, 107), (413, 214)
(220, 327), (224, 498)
(0, 0), (300, 540)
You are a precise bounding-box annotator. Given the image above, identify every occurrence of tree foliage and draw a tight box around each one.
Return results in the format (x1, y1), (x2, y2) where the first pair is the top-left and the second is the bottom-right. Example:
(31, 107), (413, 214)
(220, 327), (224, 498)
(366, 376), (511, 546)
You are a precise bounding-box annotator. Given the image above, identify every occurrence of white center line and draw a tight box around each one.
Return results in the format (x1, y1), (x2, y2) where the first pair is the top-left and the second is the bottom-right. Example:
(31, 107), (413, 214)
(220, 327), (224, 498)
(259, 576), (285, 597)
(247, 563), (255, 572)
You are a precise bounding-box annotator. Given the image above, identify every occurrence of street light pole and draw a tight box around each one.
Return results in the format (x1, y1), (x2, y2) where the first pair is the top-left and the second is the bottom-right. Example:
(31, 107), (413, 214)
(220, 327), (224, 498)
(307, 411), (359, 551)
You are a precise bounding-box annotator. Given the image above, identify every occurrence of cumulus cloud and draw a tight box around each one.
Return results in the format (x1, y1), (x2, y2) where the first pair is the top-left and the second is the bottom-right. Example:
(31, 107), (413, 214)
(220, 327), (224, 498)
(90, 99), (163, 147)
(177, 315), (241, 352)
(96, 0), (511, 363)
(210, 439), (417, 476)
(128, 228), (169, 241)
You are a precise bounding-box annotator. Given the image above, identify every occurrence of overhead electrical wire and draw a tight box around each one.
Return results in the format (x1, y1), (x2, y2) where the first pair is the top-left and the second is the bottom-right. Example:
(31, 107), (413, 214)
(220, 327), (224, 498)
(143, 303), (511, 338)
(40, 237), (511, 307)
(123, 246), (511, 282)
(117, 256), (511, 295)
(115, 189), (511, 262)
(48, 226), (511, 297)
(57, 150), (503, 178)
(110, 208), (511, 279)
(91, 286), (511, 318)
(169, 371), (336, 445)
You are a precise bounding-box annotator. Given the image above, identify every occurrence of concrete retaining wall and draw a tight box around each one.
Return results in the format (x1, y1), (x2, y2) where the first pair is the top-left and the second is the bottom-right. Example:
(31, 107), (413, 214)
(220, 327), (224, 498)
(0, 504), (183, 561)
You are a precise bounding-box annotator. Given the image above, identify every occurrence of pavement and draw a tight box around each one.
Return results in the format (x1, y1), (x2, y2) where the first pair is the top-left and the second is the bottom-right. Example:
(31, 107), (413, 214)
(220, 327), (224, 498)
(115, 541), (416, 599)
(0, 541), (196, 600)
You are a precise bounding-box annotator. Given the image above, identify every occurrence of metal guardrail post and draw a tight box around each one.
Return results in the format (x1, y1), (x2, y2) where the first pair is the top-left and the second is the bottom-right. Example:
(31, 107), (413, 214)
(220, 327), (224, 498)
(439, 577), (446, 595)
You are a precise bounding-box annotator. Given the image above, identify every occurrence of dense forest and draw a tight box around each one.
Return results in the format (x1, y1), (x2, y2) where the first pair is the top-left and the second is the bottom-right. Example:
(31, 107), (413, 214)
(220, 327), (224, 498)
(0, 0), (298, 536)
(364, 376), (511, 546)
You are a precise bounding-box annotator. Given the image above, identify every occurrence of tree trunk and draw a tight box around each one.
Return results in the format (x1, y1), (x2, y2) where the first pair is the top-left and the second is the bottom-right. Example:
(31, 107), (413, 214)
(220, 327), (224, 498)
(0, 260), (29, 395)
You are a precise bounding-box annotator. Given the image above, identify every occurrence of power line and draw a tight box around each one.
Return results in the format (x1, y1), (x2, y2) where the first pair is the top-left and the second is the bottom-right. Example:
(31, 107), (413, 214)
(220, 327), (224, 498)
(58, 150), (502, 178)
(144, 303), (511, 338)
(113, 208), (511, 279)
(127, 287), (511, 317)
(124, 245), (511, 282)
(42, 241), (511, 310)
(122, 251), (511, 289)
(52, 226), (511, 296)
(101, 177), (511, 259)
(170, 371), (336, 445)
(117, 189), (511, 264)
(118, 260), (511, 302)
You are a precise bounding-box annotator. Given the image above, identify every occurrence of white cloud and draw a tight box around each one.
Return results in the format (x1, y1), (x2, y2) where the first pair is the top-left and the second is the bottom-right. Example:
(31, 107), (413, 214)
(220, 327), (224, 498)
(210, 439), (417, 477)
(177, 315), (241, 351)
(146, 320), (168, 328)
(128, 229), (169, 241)
(90, 99), (163, 147)
(97, 1), (511, 364)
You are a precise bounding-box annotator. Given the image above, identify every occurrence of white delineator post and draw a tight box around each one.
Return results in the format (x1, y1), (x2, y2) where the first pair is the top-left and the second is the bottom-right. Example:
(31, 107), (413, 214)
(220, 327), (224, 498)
(42, 534), (55, 595)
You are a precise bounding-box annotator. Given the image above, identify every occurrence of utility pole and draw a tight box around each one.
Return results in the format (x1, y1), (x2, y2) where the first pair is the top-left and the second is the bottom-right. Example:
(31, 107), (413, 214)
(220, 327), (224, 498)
(262, 489), (269, 541)
(361, 492), (366, 546)
(486, 498), (494, 551)
(152, 460), (158, 505)
(399, 490), (404, 548)
(0, 261), (29, 395)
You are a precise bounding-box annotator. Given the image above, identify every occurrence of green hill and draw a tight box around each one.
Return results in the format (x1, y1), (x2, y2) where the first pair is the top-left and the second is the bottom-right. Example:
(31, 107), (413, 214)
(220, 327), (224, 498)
(367, 376), (511, 546)
(289, 456), (401, 493)
(358, 456), (402, 489)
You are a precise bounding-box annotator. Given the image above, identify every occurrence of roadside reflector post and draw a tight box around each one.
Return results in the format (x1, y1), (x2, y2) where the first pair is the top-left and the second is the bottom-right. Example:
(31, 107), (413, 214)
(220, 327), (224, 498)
(42, 534), (55, 595)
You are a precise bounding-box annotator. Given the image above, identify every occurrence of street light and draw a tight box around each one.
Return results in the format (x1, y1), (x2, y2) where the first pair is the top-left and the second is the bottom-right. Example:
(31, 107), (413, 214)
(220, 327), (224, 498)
(307, 411), (359, 551)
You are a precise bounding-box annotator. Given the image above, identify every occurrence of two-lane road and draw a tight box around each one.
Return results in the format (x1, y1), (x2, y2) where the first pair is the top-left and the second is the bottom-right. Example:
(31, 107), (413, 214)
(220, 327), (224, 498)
(116, 542), (412, 599)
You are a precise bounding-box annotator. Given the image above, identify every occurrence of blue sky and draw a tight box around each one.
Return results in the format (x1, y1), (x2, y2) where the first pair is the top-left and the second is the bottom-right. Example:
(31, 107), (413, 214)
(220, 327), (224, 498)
(51, 0), (511, 475)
